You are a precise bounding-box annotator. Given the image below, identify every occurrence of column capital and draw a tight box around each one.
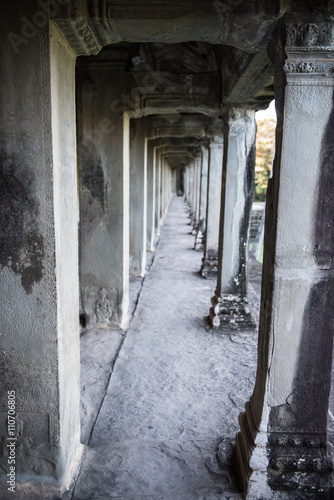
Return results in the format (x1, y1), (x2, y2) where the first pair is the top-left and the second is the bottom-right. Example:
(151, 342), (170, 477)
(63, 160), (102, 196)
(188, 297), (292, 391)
(225, 106), (256, 121)
(208, 136), (224, 147)
(272, 17), (334, 84)
(285, 18), (334, 52)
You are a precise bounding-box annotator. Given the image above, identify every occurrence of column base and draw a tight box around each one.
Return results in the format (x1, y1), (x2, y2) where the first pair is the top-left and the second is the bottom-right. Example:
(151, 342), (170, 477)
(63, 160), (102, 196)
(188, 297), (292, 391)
(201, 252), (218, 278)
(234, 401), (334, 499)
(208, 291), (255, 328)
(191, 221), (199, 235)
(194, 230), (205, 251)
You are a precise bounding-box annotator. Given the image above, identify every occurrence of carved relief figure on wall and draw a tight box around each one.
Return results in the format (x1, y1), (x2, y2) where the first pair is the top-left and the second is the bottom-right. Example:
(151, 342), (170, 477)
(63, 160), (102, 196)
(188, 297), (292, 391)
(95, 287), (116, 325)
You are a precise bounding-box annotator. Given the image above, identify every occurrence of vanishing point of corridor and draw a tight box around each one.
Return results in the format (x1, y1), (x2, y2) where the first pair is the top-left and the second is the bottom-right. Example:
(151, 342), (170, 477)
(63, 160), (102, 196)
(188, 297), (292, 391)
(74, 197), (258, 499)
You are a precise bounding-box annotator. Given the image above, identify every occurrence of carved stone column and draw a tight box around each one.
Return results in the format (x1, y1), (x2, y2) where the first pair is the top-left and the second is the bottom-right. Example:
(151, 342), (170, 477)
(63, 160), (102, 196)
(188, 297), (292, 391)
(186, 162), (194, 217)
(130, 117), (147, 277)
(161, 156), (167, 220)
(184, 166), (189, 202)
(209, 108), (256, 327)
(77, 61), (130, 329)
(201, 138), (224, 277)
(147, 139), (156, 251)
(191, 156), (201, 234)
(234, 18), (334, 498)
(195, 145), (209, 251)
(154, 147), (161, 235)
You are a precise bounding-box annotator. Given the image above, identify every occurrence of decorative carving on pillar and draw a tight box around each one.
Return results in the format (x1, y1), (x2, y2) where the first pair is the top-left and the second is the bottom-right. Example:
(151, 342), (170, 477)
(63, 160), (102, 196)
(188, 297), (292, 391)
(52, 0), (120, 56)
(191, 221), (199, 235)
(194, 229), (204, 251)
(284, 19), (334, 83)
(209, 292), (253, 328)
(286, 22), (334, 49)
(201, 251), (218, 278)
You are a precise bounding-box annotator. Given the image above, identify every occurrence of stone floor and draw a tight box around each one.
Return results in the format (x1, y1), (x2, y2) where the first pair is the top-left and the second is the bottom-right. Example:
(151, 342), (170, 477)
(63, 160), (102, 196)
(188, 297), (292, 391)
(75, 197), (258, 500)
(8, 197), (334, 500)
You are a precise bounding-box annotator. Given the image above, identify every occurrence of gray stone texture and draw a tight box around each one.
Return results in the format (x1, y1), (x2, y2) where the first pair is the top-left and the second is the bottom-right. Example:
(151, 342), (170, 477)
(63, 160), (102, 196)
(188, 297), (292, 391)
(209, 108), (256, 328)
(235, 18), (334, 498)
(155, 148), (162, 234)
(2, 2), (334, 498)
(0, 4), (81, 489)
(72, 197), (257, 500)
(130, 118), (147, 277)
(194, 145), (209, 251)
(201, 139), (224, 278)
(77, 61), (130, 328)
(147, 140), (156, 251)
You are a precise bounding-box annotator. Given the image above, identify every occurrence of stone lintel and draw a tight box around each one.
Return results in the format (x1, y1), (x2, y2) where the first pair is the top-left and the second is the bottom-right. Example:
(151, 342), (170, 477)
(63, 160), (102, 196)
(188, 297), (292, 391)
(224, 50), (274, 110)
(52, 0), (281, 50)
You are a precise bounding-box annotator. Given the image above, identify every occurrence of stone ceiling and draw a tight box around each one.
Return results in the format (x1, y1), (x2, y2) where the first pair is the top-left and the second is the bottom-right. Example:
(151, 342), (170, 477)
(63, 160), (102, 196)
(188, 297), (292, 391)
(69, 0), (334, 168)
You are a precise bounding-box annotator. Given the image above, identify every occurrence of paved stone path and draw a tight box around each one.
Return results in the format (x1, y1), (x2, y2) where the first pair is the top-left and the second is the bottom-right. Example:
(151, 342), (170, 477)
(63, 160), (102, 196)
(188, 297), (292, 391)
(74, 197), (259, 500)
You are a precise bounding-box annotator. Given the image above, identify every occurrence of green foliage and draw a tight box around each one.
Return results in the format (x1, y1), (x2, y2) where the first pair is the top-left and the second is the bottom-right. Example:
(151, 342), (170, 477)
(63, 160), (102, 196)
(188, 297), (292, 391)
(255, 118), (276, 202)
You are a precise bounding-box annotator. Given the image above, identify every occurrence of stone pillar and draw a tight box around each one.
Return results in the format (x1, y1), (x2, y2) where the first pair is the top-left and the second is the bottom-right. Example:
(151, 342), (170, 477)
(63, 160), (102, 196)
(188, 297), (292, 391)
(209, 108), (256, 328)
(161, 157), (171, 216)
(201, 138), (224, 277)
(176, 167), (184, 195)
(195, 145), (209, 251)
(187, 163), (194, 214)
(130, 117), (147, 277)
(172, 168), (177, 196)
(159, 156), (163, 222)
(191, 156), (201, 234)
(184, 166), (190, 203)
(147, 140), (156, 251)
(154, 147), (161, 235)
(234, 18), (334, 498)
(159, 152), (165, 223)
(77, 62), (130, 329)
(191, 159), (198, 229)
(0, 8), (82, 491)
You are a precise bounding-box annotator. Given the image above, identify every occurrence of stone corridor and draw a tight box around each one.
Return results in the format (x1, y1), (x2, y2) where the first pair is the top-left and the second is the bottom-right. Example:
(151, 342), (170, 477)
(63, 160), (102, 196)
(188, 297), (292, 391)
(2, 2), (334, 497)
(75, 197), (258, 499)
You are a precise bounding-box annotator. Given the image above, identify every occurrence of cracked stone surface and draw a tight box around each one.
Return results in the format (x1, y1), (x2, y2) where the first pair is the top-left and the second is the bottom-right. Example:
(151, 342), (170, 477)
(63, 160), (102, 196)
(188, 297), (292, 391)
(80, 252), (156, 445)
(74, 197), (258, 499)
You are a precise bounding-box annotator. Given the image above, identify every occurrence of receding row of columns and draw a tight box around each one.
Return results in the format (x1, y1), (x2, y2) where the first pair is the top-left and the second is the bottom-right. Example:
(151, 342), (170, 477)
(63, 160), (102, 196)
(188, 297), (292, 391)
(1, 7), (334, 498)
(184, 109), (256, 329)
(183, 19), (334, 498)
(76, 63), (175, 328)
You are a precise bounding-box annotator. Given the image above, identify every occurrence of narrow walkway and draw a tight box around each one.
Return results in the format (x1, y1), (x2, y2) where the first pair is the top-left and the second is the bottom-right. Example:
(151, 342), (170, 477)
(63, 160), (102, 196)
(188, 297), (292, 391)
(74, 197), (258, 500)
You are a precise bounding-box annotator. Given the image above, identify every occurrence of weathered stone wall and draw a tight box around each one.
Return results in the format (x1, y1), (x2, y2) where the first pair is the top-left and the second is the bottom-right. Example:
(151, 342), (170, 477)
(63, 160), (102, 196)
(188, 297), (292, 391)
(0, 2), (81, 487)
(77, 62), (131, 328)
